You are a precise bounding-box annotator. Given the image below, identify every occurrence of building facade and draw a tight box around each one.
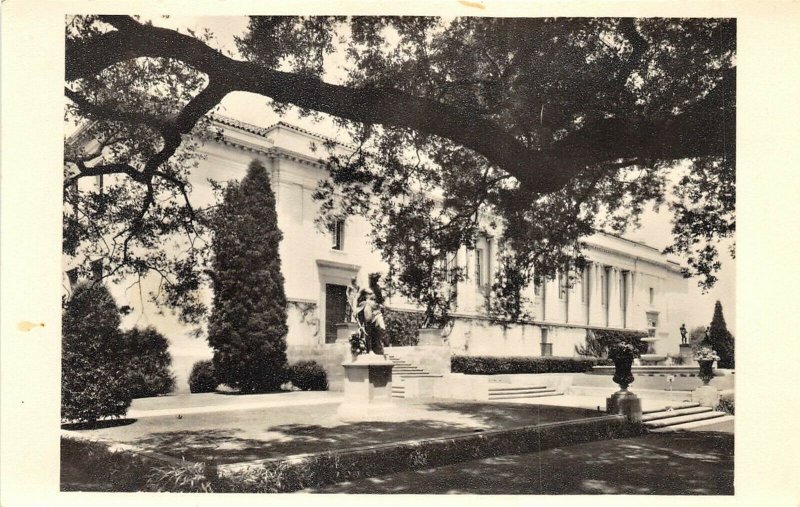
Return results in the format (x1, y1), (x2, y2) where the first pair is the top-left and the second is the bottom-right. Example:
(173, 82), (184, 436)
(67, 116), (689, 390)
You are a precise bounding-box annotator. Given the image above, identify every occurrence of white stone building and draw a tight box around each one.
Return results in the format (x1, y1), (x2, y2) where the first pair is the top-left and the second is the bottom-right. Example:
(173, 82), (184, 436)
(67, 116), (689, 390)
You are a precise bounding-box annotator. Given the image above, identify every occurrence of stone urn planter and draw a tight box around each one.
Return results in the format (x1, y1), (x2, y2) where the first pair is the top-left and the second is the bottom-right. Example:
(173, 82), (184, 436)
(605, 342), (642, 422)
(612, 355), (635, 391)
(694, 346), (720, 386)
(697, 359), (715, 385)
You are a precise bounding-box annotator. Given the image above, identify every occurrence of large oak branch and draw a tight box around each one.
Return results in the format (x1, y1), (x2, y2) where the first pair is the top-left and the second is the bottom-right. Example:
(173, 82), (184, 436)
(66, 16), (734, 195)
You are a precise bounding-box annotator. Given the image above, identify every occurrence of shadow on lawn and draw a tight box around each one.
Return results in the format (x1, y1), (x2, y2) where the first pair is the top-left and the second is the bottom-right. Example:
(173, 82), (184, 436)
(132, 418), (484, 464)
(313, 430), (734, 495)
(62, 418), (138, 431)
(420, 401), (601, 426)
(130, 402), (602, 465)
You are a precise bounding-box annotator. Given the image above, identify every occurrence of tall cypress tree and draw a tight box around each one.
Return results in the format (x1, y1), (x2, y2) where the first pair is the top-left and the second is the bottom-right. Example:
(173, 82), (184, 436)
(207, 160), (288, 392)
(707, 300), (735, 369)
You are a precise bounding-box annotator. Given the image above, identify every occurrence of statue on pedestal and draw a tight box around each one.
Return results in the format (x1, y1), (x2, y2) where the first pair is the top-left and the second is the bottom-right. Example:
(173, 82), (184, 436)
(353, 288), (388, 355)
(680, 323), (688, 344)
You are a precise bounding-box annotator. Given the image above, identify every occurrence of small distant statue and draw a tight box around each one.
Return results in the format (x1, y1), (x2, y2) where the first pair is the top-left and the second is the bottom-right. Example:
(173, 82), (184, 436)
(345, 277), (359, 322)
(680, 323), (687, 344)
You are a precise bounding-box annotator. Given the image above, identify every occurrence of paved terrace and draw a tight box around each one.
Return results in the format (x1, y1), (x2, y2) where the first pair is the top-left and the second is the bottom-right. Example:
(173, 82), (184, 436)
(62, 392), (607, 466)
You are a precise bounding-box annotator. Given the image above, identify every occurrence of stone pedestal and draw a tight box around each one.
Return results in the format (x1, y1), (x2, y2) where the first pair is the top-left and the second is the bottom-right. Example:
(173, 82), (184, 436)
(679, 344), (694, 363)
(335, 322), (360, 344)
(337, 353), (396, 421)
(417, 328), (444, 346)
(692, 385), (720, 407)
(606, 390), (643, 422)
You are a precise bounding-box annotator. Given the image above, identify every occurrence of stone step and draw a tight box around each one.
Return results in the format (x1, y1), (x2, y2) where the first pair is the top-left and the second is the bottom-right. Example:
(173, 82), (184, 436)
(488, 389), (552, 396)
(650, 415), (734, 432)
(644, 410), (727, 429)
(393, 373), (443, 378)
(488, 386), (548, 392)
(642, 406), (712, 422)
(489, 391), (561, 400)
(642, 402), (700, 414)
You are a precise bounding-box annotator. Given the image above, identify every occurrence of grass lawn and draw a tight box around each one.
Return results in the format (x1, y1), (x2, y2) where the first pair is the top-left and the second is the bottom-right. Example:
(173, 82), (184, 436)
(63, 398), (602, 465)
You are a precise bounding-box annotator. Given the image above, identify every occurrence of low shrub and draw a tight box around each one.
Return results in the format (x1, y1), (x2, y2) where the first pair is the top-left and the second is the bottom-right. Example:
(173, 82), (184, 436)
(383, 309), (426, 346)
(61, 437), (152, 492)
(146, 460), (216, 492)
(452, 355), (611, 375)
(287, 360), (328, 391)
(188, 360), (217, 393)
(716, 393), (735, 415)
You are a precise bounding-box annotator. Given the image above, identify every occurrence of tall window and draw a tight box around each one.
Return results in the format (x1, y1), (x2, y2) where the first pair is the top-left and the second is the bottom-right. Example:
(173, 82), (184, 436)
(649, 287), (655, 305)
(540, 328), (552, 357)
(331, 219), (345, 250)
(558, 273), (567, 300)
(475, 248), (484, 287)
(534, 280), (542, 297)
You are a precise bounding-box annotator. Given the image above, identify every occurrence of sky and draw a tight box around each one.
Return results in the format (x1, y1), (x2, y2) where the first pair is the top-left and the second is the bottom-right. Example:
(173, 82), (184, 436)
(144, 15), (737, 333)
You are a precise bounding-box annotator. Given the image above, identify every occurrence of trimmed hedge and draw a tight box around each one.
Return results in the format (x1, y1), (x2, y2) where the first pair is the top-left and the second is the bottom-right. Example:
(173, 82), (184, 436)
(287, 360), (328, 391)
(452, 355), (611, 375)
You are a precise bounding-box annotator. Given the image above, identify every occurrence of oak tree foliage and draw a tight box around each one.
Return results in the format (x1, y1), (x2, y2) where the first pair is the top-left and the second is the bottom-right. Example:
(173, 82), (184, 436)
(64, 16), (735, 323)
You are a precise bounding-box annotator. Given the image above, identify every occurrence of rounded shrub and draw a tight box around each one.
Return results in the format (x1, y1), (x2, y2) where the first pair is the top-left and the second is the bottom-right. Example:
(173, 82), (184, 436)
(121, 327), (176, 398)
(62, 282), (132, 423)
(189, 360), (217, 393)
(287, 361), (328, 391)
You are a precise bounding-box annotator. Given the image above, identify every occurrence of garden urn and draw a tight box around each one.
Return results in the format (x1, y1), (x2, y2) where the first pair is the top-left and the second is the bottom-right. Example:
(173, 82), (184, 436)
(697, 359), (715, 385)
(612, 355), (635, 391)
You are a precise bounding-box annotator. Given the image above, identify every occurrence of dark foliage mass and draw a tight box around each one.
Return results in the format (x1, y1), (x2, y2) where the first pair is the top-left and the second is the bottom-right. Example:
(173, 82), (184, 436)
(287, 360), (328, 391)
(188, 359), (217, 393)
(451, 355), (611, 375)
(705, 301), (735, 368)
(574, 328), (649, 358)
(62, 282), (132, 423)
(64, 16), (735, 324)
(121, 327), (176, 398)
(383, 309), (427, 346)
(207, 160), (288, 393)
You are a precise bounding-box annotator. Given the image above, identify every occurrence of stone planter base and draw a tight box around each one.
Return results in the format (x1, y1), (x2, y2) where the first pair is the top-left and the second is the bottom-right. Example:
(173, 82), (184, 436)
(606, 390), (643, 422)
(337, 353), (395, 421)
(417, 328), (444, 346)
(335, 322), (360, 344)
(692, 385), (720, 407)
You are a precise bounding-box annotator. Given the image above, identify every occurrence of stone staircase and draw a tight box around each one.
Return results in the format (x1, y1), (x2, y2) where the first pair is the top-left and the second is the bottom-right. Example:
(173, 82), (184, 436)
(387, 355), (442, 398)
(391, 384), (406, 399)
(642, 403), (730, 431)
(487, 385), (563, 401)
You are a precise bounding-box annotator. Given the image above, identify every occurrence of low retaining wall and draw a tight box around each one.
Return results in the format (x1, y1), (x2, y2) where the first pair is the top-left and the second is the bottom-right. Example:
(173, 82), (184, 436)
(587, 366), (735, 391)
(385, 344), (451, 375)
(217, 415), (646, 492)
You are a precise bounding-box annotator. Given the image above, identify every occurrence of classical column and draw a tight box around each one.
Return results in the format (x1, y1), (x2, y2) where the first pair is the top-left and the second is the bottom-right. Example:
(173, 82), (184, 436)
(623, 271), (633, 329)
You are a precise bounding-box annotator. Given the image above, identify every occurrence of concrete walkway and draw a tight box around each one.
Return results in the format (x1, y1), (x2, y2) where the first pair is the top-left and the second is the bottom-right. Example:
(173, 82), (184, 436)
(126, 390), (341, 418)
